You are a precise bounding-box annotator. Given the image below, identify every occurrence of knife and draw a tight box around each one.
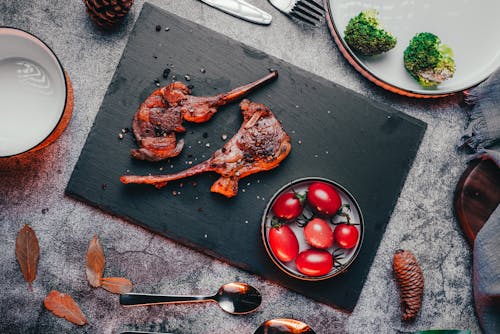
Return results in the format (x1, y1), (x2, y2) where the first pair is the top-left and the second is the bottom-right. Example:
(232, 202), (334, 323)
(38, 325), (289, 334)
(199, 0), (272, 25)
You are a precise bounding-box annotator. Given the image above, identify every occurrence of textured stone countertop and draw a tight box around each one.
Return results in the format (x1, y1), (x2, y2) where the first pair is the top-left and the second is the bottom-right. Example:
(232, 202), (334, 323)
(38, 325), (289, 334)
(0, 0), (479, 333)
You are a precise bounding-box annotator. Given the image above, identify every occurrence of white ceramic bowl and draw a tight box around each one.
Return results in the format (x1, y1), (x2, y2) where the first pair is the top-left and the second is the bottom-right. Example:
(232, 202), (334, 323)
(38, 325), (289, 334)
(0, 27), (67, 157)
(325, 0), (500, 97)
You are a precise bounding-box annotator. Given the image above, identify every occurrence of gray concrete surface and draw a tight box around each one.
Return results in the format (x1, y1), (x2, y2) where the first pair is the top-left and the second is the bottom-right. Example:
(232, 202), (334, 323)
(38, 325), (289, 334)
(0, 0), (479, 333)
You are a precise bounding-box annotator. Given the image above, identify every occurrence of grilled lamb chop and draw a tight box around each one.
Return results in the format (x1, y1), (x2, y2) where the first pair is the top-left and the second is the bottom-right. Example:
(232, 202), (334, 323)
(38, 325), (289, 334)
(121, 99), (292, 198)
(131, 71), (278, 161)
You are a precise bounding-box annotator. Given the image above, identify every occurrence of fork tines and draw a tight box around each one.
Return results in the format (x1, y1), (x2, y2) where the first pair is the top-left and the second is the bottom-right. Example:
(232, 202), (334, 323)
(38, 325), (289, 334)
(290, 0), (325, 25)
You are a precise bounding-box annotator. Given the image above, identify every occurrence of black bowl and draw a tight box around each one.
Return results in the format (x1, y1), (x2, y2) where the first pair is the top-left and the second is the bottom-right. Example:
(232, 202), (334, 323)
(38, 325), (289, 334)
(261, 177), (364, 281)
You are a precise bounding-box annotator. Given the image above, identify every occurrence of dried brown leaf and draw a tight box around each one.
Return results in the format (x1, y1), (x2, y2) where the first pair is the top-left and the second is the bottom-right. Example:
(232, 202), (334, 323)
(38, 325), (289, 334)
(15, 224), (40, 289)
(86, 235), (105, 288)
(44, 290), (87, 326)
(100, 277), (133, 294)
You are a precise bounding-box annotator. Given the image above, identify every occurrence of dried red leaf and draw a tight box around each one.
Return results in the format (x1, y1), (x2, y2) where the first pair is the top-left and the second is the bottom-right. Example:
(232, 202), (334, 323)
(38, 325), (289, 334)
(15, 224), (40, 289)
(44, 290), (87, 326)
(86, 235), (105, 288)
(100, 277), (133, 294)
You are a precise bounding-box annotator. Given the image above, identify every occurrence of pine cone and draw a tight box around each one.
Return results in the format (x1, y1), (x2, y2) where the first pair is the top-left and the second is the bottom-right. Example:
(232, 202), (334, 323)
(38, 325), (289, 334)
(83, 0), (134, 30)
(393, 249), (424, 321)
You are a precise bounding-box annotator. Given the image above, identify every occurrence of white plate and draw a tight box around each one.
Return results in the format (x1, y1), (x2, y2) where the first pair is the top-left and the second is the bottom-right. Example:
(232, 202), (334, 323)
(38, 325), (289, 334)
(0, 28), (66, 157)
(325, 0), (500, 96)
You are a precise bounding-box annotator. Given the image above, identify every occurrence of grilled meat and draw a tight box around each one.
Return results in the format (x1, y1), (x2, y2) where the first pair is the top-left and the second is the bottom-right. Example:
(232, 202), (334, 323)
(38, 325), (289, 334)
(131, 71), (278, 161)
(121, 99), (291, 198)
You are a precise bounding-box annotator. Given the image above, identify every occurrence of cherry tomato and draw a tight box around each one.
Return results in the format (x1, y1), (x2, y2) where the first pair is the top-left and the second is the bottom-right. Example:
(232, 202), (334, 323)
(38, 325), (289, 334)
(334, 224), (359, 249)
(295, 249), (333, 277)
(307, 182), (342, 216)
(268, 225), (299, 262)
(272, 192), (305, 221)
(303, 218), (334, 249)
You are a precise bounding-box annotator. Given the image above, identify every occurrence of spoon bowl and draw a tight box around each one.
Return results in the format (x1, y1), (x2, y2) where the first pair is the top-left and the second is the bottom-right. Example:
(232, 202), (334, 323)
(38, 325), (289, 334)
(214, 282), (262, 314)
(119, 282), (261, 315)
(254, 319), (316, 334)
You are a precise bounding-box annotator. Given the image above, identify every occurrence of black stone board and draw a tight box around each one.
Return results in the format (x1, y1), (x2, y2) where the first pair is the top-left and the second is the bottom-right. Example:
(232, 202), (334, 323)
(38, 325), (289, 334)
(66, 2), (426, 312)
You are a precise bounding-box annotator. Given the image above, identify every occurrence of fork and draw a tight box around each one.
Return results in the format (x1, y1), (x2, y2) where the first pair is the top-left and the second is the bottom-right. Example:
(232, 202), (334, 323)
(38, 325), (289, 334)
(268, 0), (324, 26)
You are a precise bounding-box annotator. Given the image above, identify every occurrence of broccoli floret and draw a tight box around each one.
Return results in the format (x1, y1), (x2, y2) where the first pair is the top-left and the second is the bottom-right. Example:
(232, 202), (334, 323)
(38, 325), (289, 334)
(344, 10), (397, 56)
(404, 32), (455, 88)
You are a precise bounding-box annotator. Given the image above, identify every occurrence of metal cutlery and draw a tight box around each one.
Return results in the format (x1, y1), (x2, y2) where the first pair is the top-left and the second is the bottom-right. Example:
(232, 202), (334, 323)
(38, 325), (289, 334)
(120, 282), (262, 315)
(121, 318), (315, 334)
(268, 0), (324, 25)
(254, 318), (316, 333)
(199, 0), (273, 25)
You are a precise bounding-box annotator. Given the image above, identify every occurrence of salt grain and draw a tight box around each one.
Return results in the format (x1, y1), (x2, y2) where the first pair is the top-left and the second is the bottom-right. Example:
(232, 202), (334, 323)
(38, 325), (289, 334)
(205, 143), (210, 147)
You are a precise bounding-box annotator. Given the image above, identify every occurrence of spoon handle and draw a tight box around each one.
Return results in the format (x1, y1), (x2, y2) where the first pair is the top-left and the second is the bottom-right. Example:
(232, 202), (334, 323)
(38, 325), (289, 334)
(120, 293), (209, 306)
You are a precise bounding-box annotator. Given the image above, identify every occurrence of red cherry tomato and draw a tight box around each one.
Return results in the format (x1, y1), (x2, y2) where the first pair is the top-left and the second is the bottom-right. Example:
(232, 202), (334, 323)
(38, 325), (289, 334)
(334, 224), (359, 249)
(303, 218), (334, 249)
(268, 225), (299, 262)
(272, 192), (305, 221)
(295, 249), (333, 277)
(307, 182), (342, 216)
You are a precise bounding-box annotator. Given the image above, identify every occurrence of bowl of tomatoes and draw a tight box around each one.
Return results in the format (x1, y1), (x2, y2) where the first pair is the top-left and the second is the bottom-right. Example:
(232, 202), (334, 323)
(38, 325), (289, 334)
(261, 177), (364, 281)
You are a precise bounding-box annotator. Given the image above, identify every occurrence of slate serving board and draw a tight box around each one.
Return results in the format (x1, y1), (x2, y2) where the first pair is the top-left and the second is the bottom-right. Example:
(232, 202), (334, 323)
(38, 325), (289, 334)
(66, 2), (426, 312)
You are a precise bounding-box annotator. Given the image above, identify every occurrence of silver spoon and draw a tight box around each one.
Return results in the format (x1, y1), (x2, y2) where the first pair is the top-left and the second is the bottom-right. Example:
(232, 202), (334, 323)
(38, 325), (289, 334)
(119, 282), (261, 315)
(254, 318), (316, 334)
(120, 318), (316, 334)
